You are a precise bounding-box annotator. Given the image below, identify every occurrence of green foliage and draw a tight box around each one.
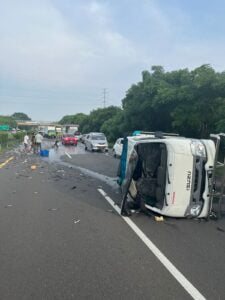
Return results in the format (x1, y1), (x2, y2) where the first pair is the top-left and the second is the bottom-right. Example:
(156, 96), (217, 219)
(122, 64), (225, 138)
(0, 116), (17, 129)
(12, 112), (31, 120)
(0, 131), (25, 152)
(13, 131), (26, 141)
(101, 110), (126, 142)
(79, 106), (122, 134)
(0, 132), (9, 146)
(59, 113), (87, 125)
(59, 65), (225, 144)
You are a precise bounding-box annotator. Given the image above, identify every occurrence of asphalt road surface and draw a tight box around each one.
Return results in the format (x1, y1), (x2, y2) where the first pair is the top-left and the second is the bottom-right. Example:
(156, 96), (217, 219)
(0, 141), (225, 300)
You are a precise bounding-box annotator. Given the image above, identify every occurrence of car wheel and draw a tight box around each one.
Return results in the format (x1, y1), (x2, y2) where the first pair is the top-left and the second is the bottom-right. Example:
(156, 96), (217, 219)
(113, 149), (116, 158)
(85, 145), (87, 151)
(91, 146), (94, 152)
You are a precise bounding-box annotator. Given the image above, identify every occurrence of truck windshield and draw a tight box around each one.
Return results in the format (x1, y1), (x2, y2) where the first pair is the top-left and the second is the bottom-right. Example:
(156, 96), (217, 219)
(65, 134), (74, 137)
(122, 142), (167, 212)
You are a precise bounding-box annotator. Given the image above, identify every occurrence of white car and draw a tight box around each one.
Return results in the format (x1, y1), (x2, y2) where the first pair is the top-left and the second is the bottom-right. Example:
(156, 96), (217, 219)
(85, 132), (108, 152)
(113, 138), (124, 157)
(118, 132), (216, 218)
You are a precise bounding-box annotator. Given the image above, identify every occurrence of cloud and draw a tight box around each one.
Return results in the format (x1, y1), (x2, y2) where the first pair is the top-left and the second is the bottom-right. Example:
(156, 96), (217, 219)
(0, 0), (142, 90)
(1, 0), (225, 120)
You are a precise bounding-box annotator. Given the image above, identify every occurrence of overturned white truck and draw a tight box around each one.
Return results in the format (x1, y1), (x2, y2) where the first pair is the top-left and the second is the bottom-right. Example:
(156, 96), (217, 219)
(117, 132), (222, 218)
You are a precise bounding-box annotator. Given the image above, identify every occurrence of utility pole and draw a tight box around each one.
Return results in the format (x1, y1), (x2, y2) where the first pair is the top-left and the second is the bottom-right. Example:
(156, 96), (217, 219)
(102, 88), (107, 108)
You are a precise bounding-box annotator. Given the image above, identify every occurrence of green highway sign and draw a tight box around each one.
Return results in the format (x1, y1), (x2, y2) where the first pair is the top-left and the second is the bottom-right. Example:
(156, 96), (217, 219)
(0, 124), (10, 131)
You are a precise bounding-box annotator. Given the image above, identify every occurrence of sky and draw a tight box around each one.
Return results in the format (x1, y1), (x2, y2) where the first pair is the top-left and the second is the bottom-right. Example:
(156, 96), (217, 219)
(1, 0), (225, 121)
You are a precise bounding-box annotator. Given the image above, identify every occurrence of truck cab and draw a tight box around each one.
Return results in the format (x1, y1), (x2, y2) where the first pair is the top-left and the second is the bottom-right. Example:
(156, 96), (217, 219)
(118, 132), (216, 218)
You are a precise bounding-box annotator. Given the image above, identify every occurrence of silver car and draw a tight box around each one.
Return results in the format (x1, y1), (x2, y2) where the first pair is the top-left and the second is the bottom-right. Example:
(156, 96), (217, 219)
(85, 132), (108, 152)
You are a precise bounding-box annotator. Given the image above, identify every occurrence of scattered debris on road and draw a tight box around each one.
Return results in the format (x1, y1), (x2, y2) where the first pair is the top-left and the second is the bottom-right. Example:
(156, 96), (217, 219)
(155, 216), (164, 222)
(5, 204), (13, 208)
(106, 209), (114, 213)
(31, 165), (37, 170)
(48, 208), (58, 211)
(17, 174), (29, 178)
(74, 219), (80, 224)
(71, 186), (77, 189)
(217, 227), (225, 233)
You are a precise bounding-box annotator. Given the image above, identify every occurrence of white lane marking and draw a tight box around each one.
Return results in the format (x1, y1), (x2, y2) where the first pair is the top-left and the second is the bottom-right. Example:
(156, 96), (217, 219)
(98, 188), (206, 300)
(65, 151), (72, 159)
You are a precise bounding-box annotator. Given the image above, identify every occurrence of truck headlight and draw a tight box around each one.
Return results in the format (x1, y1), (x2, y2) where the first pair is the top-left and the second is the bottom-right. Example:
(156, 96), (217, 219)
(190, 204), (202, 217)
(190, 140), (206, 157)
(185, 204), (202, 217)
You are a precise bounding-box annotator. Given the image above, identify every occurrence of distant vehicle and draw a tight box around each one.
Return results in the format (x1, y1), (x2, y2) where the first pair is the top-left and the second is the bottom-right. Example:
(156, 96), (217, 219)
(112, 138), (124, 157)
(74, 131), (82, 141)
(42, 126), (57, 138)
(118, 131), (217, 218)
(47, 130), (57, 138)
(62, 134), (78, 146)
(85, 132), (108, 152)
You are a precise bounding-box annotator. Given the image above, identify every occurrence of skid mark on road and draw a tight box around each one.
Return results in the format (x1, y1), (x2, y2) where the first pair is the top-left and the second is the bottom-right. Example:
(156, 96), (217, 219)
(98, 188), (206, 300)
(0, 156), (14, 169)
(58, 161), (119, 189)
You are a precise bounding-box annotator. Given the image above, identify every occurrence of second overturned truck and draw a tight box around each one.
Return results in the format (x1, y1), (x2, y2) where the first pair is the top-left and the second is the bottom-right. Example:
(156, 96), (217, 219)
(118, 132), (218, 218)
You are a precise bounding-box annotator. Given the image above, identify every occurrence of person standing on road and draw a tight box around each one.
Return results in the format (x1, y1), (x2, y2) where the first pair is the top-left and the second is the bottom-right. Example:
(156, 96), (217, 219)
(23, 133), (29, 152)
(31, 133), (36, 153)
(35, 132), (43, 153)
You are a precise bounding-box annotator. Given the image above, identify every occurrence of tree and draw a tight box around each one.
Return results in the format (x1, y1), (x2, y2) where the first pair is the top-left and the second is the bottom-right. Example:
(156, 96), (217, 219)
(59, 113), (87, 125)
(171, 65), (225, 137)
(58, 65), (225, 142)
(79, 106), (122, 133)
(122, 64), (225, 138)
(12, 112), (31, 121)
(0, 116), (17, 128)
(101, 110), (125, 142)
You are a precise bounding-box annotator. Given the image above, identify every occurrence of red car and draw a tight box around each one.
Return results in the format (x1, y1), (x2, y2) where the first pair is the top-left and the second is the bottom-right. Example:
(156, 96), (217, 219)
(62, 134), (78, 146)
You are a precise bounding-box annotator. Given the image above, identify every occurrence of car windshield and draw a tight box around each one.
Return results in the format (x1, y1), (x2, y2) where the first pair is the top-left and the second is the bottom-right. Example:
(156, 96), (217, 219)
(65, 134), (74, 137)
(91, 135), (105, 140)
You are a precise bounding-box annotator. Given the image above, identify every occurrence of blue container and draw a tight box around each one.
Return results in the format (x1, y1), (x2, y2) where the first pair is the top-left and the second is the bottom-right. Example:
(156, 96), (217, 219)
(40, 149), (49, 157)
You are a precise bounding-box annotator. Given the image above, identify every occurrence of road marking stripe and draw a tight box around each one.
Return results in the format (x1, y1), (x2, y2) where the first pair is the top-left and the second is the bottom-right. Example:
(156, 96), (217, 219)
(65, 152), (72, 159)
(98, 188), (206, 300)
(0, 156), (14, 169)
